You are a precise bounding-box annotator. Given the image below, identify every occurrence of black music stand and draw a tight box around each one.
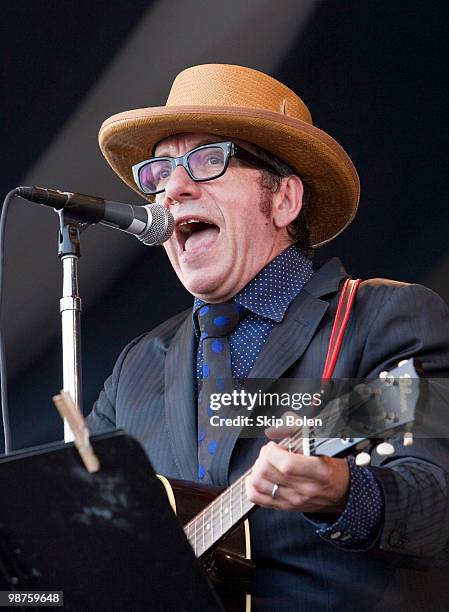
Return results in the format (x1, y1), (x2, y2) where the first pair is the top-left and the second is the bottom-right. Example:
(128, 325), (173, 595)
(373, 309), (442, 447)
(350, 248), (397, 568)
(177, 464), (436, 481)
(0, 431), (223, 611)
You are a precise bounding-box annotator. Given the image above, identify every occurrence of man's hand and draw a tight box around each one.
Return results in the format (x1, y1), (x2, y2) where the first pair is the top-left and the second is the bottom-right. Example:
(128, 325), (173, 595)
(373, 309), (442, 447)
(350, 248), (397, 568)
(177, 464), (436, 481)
(245, 440), (350, 513)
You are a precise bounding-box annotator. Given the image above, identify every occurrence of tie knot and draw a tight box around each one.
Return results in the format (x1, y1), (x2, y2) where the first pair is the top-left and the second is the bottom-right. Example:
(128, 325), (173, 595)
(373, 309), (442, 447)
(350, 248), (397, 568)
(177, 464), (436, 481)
(197, 302), (241, 339)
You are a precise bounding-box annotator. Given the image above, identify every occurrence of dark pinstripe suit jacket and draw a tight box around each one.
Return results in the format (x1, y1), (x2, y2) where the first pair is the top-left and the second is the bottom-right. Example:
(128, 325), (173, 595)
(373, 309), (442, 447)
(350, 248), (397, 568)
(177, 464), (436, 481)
(88, 258), (449, 611)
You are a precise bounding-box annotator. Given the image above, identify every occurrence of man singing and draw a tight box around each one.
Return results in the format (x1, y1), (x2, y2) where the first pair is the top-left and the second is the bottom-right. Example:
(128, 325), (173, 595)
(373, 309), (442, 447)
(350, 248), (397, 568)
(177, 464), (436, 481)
(88, 64), (449, 610)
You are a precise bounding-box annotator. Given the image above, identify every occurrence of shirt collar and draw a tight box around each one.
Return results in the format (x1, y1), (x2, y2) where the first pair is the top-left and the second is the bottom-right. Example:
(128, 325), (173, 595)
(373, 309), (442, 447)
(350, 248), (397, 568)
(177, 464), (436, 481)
(192, 246), (313, 335)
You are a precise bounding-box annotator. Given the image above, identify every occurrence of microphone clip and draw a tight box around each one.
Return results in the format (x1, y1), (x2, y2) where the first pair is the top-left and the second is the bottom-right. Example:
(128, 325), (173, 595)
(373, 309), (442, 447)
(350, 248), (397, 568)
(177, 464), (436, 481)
(57, 208), (86, 259)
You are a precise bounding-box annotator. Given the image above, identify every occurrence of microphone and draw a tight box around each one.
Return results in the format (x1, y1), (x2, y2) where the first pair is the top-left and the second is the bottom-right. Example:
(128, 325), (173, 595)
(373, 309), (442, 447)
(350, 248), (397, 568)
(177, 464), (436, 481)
(16, 186), (174, 246)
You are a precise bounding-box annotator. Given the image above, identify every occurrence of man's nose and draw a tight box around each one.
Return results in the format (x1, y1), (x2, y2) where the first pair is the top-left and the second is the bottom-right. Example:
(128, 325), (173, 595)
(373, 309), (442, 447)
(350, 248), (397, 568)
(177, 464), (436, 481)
(164, 165), (201, 205)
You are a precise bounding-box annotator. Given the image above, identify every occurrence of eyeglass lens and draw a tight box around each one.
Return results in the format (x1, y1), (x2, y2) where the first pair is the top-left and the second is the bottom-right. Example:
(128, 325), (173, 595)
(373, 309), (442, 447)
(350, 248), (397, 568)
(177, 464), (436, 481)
(139, 145), (226, 194)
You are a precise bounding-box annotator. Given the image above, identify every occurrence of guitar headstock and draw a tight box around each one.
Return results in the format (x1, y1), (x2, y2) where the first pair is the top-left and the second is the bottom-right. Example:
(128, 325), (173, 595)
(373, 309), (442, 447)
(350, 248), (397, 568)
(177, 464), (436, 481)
(311, 359), (424, 464)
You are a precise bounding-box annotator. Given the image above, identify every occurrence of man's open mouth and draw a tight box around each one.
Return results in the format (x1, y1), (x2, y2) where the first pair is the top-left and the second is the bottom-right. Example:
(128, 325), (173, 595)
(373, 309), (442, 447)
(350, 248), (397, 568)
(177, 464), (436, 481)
(176, 218), (220, 253)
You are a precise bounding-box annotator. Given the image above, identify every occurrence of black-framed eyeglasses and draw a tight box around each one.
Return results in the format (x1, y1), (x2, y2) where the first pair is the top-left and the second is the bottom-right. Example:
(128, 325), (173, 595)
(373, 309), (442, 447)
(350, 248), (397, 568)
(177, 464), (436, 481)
(132, 140), (282, 195)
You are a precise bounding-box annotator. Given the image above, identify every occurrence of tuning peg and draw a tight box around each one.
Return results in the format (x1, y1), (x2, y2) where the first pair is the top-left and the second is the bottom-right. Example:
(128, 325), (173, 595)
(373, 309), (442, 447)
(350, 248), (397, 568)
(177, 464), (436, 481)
(398, 359), (409, 367)
(379, 371), (394, 384)
(355, 452), (371, 467)
(376, 442), (395, 456)
(403, 432), (414, 447)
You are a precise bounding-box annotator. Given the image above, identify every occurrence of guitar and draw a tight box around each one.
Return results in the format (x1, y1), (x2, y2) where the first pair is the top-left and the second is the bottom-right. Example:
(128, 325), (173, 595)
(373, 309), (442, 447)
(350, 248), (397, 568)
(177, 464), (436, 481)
(157, 359), (423, 612)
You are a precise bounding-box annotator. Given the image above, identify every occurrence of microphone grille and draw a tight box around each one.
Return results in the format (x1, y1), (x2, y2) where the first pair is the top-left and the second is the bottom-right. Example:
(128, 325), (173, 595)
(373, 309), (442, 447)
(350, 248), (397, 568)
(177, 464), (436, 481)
(138, 204), (174, 246)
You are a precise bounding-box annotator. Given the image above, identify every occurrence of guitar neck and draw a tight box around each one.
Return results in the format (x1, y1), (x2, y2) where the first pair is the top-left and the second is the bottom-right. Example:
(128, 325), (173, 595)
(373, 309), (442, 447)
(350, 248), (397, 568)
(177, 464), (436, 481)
(184, 467), (255, 558)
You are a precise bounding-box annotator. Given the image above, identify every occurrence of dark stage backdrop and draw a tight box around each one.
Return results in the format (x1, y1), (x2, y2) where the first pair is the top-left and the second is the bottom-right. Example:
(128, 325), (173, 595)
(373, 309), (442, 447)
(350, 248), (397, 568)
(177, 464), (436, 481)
(1, 0), (448, 451)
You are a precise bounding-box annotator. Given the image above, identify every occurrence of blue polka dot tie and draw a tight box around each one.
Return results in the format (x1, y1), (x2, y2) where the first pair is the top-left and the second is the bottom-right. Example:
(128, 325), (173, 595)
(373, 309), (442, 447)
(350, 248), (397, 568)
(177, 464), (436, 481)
(196, 302), (241, 482)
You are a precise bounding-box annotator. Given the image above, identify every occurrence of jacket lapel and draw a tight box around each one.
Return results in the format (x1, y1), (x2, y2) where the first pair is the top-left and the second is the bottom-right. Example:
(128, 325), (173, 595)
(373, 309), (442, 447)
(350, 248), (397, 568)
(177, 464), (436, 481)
(212, 257), (348, 485)
(164, 312), (198, 481)
(249, 257), (348, 379)
(247, 290), (329, 379)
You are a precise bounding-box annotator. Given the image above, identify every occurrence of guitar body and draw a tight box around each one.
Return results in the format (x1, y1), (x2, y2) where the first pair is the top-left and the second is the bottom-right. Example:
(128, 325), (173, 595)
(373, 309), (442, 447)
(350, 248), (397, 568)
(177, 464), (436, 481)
(157, 475), (252, 612)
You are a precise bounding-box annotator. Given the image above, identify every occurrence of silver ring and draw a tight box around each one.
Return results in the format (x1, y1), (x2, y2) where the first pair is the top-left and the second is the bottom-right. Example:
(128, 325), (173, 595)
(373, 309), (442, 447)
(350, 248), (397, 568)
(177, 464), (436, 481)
(271, 483), (279, 498)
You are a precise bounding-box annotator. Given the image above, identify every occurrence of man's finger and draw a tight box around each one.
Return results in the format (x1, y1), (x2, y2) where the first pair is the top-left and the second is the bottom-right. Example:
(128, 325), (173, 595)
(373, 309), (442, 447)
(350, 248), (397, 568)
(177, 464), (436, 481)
(260, 441), (335, 482)
(264, 411), (302, 440)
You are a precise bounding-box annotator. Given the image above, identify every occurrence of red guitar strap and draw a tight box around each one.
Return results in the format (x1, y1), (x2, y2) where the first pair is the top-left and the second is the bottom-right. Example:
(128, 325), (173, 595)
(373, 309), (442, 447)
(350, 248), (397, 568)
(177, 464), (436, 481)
(321, 278), (362, 380)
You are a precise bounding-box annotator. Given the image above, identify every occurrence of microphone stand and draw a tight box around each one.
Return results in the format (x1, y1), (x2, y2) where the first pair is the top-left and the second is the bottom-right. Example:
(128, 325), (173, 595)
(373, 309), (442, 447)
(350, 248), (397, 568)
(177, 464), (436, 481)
(57, 210), (86, 442)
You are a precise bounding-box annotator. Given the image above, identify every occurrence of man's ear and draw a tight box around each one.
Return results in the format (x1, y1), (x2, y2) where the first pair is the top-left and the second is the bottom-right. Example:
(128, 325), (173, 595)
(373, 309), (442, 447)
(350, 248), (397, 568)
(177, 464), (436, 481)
(272, 175), (304, 229)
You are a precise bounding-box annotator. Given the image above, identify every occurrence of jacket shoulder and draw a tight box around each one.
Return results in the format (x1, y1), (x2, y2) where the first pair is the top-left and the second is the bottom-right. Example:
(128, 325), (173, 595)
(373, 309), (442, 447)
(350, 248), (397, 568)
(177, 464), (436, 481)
(357, 277), (448, 312)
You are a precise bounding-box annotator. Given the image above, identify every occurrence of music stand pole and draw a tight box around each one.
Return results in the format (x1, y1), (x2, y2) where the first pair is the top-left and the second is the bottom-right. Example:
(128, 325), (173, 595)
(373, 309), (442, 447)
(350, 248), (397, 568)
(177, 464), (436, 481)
(57, 210), (84, 442)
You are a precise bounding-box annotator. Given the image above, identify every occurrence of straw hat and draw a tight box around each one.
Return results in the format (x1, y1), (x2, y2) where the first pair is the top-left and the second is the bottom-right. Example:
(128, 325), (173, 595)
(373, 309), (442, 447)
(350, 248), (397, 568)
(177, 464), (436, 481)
(99, 64), (359, 246)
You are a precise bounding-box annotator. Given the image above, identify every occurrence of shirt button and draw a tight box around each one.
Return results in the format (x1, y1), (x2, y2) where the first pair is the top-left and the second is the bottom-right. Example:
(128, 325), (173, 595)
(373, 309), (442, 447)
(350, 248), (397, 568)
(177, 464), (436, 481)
(330, 531), (342, 540)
